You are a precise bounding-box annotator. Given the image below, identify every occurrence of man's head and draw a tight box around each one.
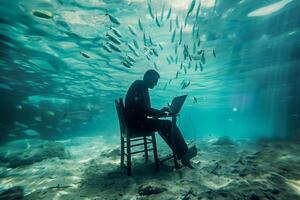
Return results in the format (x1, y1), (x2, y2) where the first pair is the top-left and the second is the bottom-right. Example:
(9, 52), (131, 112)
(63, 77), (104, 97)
(143, 69), (160, 89)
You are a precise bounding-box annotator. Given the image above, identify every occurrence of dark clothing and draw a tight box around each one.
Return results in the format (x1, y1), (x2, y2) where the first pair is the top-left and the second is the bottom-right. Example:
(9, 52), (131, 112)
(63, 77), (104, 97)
(125, 80), (188, 158)
(125, 80), (164, 127)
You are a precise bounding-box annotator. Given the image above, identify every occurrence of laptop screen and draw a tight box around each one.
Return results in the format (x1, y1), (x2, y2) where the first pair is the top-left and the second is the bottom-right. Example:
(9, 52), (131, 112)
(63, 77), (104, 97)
(170, 95), (187, 114)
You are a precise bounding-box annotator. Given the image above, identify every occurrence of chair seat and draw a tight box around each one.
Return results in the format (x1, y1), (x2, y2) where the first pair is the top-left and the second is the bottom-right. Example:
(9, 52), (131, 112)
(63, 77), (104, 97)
(128, 131), (154, 138)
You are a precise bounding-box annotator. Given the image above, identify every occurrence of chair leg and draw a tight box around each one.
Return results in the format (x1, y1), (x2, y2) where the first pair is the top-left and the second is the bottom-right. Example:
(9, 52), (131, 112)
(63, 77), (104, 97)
(173, 153), (180, 170)
(143, 136), (149, 162)
(120, 136), (125, 168)
(126, 137), (131, 176)
(171, 115), (180, 170)
(152, 134), (160, 172)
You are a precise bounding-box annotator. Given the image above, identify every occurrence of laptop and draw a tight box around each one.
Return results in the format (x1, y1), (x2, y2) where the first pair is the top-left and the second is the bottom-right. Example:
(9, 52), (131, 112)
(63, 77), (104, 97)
(169, 95), (188, 114)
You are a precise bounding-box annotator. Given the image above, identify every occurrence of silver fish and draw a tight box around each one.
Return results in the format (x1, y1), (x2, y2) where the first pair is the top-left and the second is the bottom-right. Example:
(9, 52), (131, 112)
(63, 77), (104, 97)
(80, 51), (90, 58)
(176, 15), (179, 28)
(106, 32), (121, 45)
(197, 39), (201, 46)
(106, 13), (120, 25)
(138, 18), (143, 31)
(166, 57), (171, 64)
(192, 24), (196, 36)
(158, 43), (163, 50)
(16, 105), (23, 110)
(196, 26), (200, 38)
(179, 25), (183, 45)
(213, 0), (217, 14)
(110, 27), (122, 38)
(187, 0), (196, 16)
(152, 48), (159, 57)
(169, 20), (173, 32)
(146, 54), (151, 61)
(201, 52), (206, 64)
(133, 39), (139, 49)
(166, 7), (172, 19)
(175, 55), (178, 64)
(128, 25), (137, 36)
(128, 43), (139, 56)
(103, 44), (112, 53)
(184, 80), (189, 89)
(33, 10), (53, 19)
(169, 55), (174, 62)
(128, 43), (136, 52)
(108, 42), (121, 52)
(34, 116), (42, 122)
(193, 43), (196, 54)
(163, 82), (168, 90)
(161, 3), (165, 21)
(195, 2), (201, 18)
(199, 62), (203, 72)
(155, 14), (161, 27)
(183, 44), (189, 60)
(171, 29), (176, 43)
(194, 63), (198, 71)
(184, 15), (189, 27)
(175, 43), (178, 54)
(126, 59), (135, 66)
(149, 36), (155, 46)
(147, 2), (155, 19)
(181, 81), (186, 91)
(153, 62), (158, 70)
(143, 32), (147, 46)
(213, 49), (216, 58)
(127, 55), (136, 63)
(188, 61), (191, 69)
(122, 61), (131, 68)
(193, 96), (198, 103)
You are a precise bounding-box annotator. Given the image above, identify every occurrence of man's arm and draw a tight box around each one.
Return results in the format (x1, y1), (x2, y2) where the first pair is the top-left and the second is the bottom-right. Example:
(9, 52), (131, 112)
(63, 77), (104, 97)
(131, 82), (165, 117)
(146, 107), (165, 117)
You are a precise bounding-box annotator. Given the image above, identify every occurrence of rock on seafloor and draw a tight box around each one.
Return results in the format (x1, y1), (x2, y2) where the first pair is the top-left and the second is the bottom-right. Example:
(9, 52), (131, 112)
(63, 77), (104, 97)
(138, 183), (167, 196)
(212, 136), (235, 145)
(0, 186), (24, 200)
(0, 139), (69, 168)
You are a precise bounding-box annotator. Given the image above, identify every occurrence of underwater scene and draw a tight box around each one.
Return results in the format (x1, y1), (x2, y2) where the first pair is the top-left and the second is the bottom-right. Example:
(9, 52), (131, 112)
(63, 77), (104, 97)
(0, 0), (300, 199)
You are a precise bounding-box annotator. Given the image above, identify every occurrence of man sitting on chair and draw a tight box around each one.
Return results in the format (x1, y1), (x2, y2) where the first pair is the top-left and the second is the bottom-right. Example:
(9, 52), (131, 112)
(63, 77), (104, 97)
(125, 69), (197, 168)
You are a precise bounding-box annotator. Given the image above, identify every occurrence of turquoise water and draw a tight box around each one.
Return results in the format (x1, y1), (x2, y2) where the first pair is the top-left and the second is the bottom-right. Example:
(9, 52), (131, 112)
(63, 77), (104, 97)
(0, 0), (300, 142)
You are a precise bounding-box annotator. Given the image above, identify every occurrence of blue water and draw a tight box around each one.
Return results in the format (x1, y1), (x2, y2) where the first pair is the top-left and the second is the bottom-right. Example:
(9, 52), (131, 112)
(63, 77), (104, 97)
(0, 0), (300, 142)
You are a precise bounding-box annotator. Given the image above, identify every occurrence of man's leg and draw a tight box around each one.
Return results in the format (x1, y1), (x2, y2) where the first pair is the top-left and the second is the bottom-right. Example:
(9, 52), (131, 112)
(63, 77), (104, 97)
(142, 119), (188, 159)
(172, 125), (189, 158)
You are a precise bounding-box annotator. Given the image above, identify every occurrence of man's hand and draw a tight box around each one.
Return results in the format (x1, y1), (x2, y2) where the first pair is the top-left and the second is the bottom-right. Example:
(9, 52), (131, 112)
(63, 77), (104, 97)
(160, 107), (171, 112)
(160, 107), (171, 116)
(164, 111), (171, 116)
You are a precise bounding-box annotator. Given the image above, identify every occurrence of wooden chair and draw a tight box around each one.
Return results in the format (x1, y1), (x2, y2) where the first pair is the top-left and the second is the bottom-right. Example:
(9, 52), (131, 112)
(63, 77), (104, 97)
(115, 98), (160, 176)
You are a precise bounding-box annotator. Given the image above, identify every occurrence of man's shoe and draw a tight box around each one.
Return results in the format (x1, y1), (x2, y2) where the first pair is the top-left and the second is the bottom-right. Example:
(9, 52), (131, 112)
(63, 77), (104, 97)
(187, 145), (197, 158)
(181, 156), (195, 169)
(181, 145), (198, 169)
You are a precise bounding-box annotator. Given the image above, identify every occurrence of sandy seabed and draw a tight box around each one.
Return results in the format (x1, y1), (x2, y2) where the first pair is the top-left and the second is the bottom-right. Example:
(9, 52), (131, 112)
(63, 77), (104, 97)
(0, 135), (300, 200)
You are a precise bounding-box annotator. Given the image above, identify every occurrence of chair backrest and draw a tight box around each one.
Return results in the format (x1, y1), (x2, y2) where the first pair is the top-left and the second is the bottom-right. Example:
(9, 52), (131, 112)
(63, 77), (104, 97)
(115, 98), (130, 137)
(115, 98), (154, 138)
